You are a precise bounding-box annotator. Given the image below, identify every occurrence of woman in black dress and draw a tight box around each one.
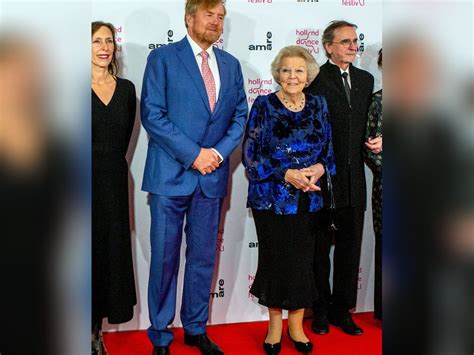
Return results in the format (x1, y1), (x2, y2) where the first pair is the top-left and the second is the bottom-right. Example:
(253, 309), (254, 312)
(365, 49), (383, 321)
(91, 21), (136, 354)
(242, 46), (335, 354)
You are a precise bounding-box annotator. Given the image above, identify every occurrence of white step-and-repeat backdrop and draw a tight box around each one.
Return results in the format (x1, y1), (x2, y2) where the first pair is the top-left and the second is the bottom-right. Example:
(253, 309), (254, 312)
(93, 0), (382, 332)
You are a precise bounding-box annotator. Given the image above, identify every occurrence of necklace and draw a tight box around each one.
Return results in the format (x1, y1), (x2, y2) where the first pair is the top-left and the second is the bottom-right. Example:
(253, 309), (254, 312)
(279, 92), (305, 111)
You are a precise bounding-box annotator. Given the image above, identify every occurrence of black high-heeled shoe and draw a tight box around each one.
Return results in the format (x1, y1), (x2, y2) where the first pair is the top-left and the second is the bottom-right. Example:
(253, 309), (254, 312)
(287, 328), (313, 354)
(263, 331), (281, 354)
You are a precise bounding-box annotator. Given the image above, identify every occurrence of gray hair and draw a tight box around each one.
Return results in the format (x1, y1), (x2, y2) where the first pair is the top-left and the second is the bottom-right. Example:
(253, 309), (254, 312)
(271, 45), (319, 86)
(322, 20), (358, 59)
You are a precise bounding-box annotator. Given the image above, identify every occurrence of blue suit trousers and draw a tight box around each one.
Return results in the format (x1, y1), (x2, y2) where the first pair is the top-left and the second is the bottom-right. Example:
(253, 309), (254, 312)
(147, 185), (222, 346)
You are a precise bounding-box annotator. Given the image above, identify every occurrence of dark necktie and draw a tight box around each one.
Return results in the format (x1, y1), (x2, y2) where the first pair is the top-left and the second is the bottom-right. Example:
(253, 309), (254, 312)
(342, 72), (351, 106)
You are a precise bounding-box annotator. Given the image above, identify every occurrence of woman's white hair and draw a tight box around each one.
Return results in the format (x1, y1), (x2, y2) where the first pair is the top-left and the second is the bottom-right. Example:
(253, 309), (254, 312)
(271, 45), (319, 86)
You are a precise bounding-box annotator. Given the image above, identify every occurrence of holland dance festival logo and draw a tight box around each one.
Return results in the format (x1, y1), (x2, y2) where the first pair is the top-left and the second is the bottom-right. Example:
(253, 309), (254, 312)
(342, 0), (366, 6)
(246, 77), (274, 105)
(213, 33), (225, 50)
(115, 25), (124, 52)
(295, 29), (320, 55)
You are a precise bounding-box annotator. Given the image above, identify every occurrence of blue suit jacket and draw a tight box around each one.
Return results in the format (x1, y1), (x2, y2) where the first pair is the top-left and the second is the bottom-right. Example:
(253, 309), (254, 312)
(141, 37), (248, 198)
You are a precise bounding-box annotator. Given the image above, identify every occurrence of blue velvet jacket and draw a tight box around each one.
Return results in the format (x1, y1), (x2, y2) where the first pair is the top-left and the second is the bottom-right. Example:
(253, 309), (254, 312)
(242, 93), (335, 214)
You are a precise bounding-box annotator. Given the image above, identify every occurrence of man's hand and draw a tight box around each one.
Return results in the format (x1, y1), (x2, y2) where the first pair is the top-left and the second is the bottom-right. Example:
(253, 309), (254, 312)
(285, 168), (321, 192)
(300, 163), (325, 189)
(191, 148), (220, 175)
(365, 136), (382, 154)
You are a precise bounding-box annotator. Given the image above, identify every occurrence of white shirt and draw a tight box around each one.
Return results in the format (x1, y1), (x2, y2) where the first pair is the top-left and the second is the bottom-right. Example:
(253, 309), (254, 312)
(187, 35), (221, 99)
(330, 59), (352, 88)
(186, 35), (223, 163)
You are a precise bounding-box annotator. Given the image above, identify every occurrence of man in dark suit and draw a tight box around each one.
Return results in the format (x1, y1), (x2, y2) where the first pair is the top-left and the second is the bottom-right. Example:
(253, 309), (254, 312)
(305, 20), (376, 336)
(140, 1), (248, 354)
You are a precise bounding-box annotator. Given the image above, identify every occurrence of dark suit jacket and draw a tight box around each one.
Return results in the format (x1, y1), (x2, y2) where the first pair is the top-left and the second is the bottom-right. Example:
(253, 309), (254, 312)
(306, 60), (374, 209)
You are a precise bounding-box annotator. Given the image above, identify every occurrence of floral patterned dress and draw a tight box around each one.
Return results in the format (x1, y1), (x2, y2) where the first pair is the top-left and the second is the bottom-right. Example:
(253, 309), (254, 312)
(243, 92), (335, 214)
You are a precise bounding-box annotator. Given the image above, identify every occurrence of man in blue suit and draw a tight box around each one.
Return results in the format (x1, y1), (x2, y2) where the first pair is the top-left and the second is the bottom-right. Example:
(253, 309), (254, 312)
(141, 1), (248, 354)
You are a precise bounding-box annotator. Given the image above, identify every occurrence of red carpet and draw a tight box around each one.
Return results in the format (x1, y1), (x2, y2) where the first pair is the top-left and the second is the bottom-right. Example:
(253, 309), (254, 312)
(104, 312), (381, 354)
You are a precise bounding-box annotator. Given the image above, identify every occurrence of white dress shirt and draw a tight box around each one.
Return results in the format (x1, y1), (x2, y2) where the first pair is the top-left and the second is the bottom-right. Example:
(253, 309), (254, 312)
(186, 35), (223, 163)
(330, 59), (352, 88)
(187, 35), (221, 99)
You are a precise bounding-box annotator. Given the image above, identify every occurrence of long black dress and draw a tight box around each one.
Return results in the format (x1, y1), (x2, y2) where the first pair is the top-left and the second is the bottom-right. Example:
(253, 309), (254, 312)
(92, 77), (137, 325)
(365, 89), (382, 320)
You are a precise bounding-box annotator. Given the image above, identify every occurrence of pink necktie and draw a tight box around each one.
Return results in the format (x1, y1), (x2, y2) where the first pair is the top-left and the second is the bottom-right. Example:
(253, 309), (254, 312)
(200, 50), (216, 112)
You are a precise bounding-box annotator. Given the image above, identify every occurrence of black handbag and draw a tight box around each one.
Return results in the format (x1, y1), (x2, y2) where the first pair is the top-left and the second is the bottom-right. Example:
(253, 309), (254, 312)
(325, 166), (338, 231)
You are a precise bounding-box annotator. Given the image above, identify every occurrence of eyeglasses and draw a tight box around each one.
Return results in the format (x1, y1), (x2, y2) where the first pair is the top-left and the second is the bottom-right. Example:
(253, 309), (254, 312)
(279, 67), (307, 76)
(332, 39), (358, 48)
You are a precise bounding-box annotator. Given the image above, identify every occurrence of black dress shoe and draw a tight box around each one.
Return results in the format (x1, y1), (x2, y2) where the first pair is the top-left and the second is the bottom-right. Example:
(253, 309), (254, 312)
(329, 314), (364, 336)
(311, 313), (329, 335)
(184, 333), (224, 355)
(263, 331), (281, 355)
(263, 341), (281, 355)
(287, 329), (313, 354)
(152, 346), (170, 355)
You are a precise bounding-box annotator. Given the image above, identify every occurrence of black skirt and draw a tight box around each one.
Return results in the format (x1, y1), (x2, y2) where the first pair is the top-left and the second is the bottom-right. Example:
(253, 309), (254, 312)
(250, 194), (317, 310)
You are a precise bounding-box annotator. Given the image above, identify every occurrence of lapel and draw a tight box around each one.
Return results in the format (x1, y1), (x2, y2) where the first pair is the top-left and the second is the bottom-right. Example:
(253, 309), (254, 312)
(213, 47), (228, 115)
(325, 60), (351, 107)
(348, 64), (360, 103)
(176, 37), (211, 113)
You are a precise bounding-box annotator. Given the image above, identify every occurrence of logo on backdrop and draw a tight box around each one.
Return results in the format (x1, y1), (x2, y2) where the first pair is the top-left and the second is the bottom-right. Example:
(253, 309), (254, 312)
(296, 0), (319, 2)
(249, 31), (273, 51)
(342, 0), (366, 6)
(295, 29), (320, 55)
(115, 25), (123, 52)
(210, 279), (225, 298)
(248, 0), (273, 4)
(213, 33), (225, 50)
(358, 33), (366, 54)
(248, 274), (256, 299)
(248, 241), (259, 248)
(247, 77), (274, 105)
(216, 228), (224, 252)
(148, 29), (174, 50)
